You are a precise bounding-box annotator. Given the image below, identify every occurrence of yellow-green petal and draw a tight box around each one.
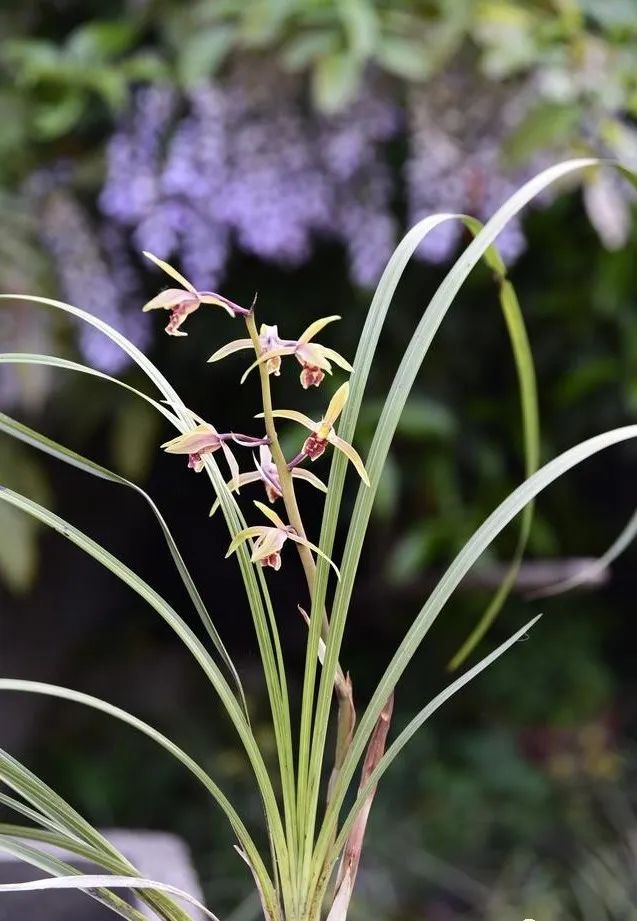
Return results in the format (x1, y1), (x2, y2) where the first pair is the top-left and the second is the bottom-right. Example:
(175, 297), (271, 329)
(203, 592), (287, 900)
(287, 532), (341, 580)
(143, 251), (196, 293)
(324, 382), (349, 428)
(329, 433), (370, 486)
(226, 526), (267, 557)
(250, 528), (287, 562)
(298, 315), (341, 345)
(319, 346), (353, 372)
(291, 468), (327, 493)
(268, 409), (316, 431)
(254, 500), (287, 530)
(240, 347), (295, 384)
(208, 339), (254, 362)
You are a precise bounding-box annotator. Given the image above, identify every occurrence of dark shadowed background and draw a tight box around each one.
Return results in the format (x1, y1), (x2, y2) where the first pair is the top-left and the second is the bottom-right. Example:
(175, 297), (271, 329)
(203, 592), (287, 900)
(1, 2), (637, 918)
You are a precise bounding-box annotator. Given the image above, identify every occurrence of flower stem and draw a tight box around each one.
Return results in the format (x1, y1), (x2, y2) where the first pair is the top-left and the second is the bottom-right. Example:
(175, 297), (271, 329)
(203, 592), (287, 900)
(246, 312), (356, 919)
(246, 313), (323, 617)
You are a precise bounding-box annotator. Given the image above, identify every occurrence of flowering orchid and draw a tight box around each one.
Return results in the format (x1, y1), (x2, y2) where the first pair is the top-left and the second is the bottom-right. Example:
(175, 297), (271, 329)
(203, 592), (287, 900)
(161, 424), (269, 483)
(208, 324), (284, 376)
(267, 382), (370, 485)
(208, 316), (352, 388)
(226, 501), (339, 575)
(209, 444), (326, 515)
(142, 251), (251, 336)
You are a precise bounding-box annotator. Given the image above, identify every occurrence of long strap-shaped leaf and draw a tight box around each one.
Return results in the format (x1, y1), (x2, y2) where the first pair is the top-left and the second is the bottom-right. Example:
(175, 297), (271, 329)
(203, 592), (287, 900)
(0, 876), (214, 921)
(528, 503), (637, 600)
(304, 160), (602, 872)
(298, 215), (540, 881)
(446, 275), (539, 669)
(315, 615), (540, 908)
(0, 837), (151, 921)
(0, 824), (138, 872)
(312, 423), (637, 885)
(0, 294), (293, 902)
(0, 409), (247, 717)
(0, 353), (182, 427)
(296, 213), (463, 868)
(0, 750), (191, 921)
(0, 487), (282, 916)
(0, 791), (76, 838)
(0, 679), (270, 895)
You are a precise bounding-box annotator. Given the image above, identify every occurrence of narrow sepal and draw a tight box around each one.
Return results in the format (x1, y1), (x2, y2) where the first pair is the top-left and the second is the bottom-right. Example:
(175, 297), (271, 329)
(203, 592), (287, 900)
(329, 433), (370, 486)
(143, 251), (196, 292)
(208, 339), (253, 362)
(286, 532), (341, 579)
(298, 315), (341, 344)
(268, 409), (316, 430)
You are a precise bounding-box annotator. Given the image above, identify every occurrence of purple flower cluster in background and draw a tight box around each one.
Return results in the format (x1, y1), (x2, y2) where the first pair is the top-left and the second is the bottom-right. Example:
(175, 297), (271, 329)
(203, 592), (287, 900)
(31, 61), (629, 376)
(34, 176), (150, 373)
(100, 63), (400, 291)
(406, 71), (546, 264)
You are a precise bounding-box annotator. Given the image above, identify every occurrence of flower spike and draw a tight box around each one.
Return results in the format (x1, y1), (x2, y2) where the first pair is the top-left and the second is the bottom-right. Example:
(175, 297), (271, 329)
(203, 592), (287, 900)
(267, 382), (370, 485)
(209, 445), (326, 515)
(226, 501), (340, 576)
(142, 251), (251, 336)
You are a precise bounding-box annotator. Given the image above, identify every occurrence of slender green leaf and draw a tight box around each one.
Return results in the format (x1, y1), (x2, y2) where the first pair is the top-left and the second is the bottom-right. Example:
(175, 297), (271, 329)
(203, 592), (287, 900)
(0, 749), (190, 921)
(447, 276), (539, 669)
(297, 213), (462, 869)
(0, 409), (247, 716)
(0, 868), (216, 920)
(314, 423), (637, 887)
(0, 838), (150, 921)
(529, 504), (637, 599)
(0, 353), (181, 427)
(0, 294), (293, 898)
(0, 678), (270, 895)
(306, 161), (602, 874)
(0, 485), (284, 912)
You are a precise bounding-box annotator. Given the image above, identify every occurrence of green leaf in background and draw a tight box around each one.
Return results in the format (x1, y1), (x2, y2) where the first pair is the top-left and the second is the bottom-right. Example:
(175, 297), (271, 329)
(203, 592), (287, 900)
(0, 439), (51, 593)
(376, 36), (431, 80)
(338, 0), (379, 60)
(311, 50), (362, 112)
(110, 395), (161, 481)
(177, 25), (238, 85)
(32, 93), (85, 139)
(395, 396), (457, 440)
(0, 504), (38, 594)
(281, 30), (338, 71)
(65, 22), (138, 62)
(503, 101), (582, 167)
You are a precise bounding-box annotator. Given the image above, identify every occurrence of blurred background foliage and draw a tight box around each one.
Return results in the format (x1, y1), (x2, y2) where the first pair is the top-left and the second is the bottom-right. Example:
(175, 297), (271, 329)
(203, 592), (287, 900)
(1, 1), (637, 918)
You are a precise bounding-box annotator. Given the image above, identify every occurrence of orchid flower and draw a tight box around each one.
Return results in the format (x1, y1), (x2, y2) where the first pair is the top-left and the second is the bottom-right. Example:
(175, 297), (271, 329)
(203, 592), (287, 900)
(142, 251), (251, 336)
(209, 444), (326, 515)
(208, 324), (284, 376)
(161, 424), (269, 483)
(266, 382), (370, 486)
(208, 316), (352, 388)
(226, 501), (340, 575)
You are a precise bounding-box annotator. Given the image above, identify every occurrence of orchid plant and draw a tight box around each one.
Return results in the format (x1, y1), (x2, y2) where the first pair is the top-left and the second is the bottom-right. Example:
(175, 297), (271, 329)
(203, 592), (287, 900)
(0, 159), (635, 921)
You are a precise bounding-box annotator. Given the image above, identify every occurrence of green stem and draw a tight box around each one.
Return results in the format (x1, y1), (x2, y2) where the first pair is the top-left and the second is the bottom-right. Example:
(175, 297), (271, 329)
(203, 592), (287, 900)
(245, 314), (356, 920)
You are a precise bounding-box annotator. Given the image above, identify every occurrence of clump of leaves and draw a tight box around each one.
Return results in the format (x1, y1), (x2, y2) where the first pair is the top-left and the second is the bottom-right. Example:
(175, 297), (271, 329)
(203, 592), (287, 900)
(0, 159), (634, 921)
